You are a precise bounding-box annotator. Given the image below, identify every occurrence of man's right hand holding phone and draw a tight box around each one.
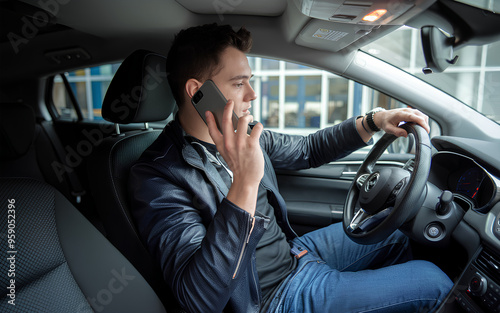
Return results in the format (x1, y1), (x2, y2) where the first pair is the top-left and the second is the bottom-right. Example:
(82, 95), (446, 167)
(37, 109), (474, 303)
(205, 100), (264, 217)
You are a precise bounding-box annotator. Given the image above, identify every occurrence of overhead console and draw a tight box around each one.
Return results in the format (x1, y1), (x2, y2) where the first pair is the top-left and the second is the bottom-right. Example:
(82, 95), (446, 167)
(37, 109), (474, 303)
(293, 0), (436, 25)
(293, 0), (436, 51)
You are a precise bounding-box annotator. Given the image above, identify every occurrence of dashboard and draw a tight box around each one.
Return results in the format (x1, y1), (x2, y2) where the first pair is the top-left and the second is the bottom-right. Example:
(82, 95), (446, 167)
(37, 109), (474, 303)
(457, 167), (486, 201)
(427, 148), (500, 313)
(429, 151), (499, 214)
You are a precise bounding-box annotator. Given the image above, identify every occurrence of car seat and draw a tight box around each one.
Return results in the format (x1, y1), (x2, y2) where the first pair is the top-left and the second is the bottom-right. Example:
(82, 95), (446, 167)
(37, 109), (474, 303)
(86, 49), (180, 310)
(0, 177), (166, 313)
(0, 103), (74, 201)
(0, 102), (100, 228)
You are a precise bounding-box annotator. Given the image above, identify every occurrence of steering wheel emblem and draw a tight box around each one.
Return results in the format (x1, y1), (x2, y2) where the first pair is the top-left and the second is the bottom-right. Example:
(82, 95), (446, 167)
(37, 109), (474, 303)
(365, 173), (380, 192)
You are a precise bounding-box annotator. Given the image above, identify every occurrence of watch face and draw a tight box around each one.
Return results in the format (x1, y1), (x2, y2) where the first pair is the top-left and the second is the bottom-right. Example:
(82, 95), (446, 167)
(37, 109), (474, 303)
(370, 107), (385, 113)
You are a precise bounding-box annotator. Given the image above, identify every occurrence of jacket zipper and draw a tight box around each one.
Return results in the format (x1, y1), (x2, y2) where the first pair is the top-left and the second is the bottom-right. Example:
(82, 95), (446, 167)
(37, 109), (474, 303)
(233, 217), (254, 279)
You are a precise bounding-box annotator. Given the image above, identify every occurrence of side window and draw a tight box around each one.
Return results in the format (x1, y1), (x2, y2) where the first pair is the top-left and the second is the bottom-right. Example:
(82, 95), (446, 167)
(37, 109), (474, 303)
(248, 56), (441, 153)
(52, 74), (79, 120)
(51, 63), (121, 121)
(248, 57), (351, 131)
(49, 57), (440, 155)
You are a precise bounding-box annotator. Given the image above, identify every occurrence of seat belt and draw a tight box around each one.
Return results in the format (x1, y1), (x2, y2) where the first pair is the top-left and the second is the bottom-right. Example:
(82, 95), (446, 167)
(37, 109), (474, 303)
(39, 121), (86, 204)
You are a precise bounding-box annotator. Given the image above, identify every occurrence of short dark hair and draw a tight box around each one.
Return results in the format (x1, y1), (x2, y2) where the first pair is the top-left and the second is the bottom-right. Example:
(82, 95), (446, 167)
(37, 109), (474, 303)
(166, 23), (252, 105)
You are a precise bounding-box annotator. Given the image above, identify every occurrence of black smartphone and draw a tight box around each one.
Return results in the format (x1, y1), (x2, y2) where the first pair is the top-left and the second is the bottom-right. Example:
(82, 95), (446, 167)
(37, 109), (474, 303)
(191, 80), (239, 134)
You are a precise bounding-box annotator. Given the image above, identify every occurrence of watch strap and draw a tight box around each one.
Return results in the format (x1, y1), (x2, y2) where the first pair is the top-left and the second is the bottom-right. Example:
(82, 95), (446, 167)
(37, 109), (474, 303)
(366, 110), (380, 132)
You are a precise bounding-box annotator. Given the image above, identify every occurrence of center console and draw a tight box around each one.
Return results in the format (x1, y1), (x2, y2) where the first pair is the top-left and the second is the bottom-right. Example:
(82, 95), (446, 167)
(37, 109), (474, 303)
(451, 247), (500, 313)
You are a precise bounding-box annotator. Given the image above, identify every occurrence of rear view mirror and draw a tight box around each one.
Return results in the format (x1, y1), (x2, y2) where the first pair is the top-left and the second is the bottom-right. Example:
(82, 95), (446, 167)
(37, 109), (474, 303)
(421, 26), (459, 74)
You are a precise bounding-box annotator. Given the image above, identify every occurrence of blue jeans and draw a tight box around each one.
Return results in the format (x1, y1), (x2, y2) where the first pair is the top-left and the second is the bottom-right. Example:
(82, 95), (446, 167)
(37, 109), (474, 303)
(266, 223), (453, 313)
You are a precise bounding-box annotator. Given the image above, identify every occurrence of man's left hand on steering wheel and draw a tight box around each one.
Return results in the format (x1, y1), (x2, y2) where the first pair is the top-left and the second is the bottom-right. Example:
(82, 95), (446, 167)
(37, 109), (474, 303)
(374, 107), (430, 138)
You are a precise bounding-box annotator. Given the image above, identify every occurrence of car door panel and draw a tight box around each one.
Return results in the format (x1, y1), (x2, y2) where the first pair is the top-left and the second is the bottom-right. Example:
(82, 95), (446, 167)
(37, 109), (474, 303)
(276, 163), (352, 235)
(277, 155), (411, 236)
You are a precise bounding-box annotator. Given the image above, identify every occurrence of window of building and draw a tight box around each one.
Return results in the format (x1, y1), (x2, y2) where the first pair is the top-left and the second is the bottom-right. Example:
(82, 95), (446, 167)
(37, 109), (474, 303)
(258, 76), (280, 128)
(328, 77), (349, 125)
(487, 43), (500, 66)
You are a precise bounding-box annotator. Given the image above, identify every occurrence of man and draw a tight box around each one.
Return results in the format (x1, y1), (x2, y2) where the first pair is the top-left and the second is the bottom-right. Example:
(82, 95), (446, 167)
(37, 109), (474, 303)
(129, 24), (452, 313)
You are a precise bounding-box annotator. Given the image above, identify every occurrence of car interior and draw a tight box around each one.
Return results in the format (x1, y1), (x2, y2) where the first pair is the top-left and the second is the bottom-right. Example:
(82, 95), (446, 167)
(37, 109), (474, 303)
(1, 0), (500, 312)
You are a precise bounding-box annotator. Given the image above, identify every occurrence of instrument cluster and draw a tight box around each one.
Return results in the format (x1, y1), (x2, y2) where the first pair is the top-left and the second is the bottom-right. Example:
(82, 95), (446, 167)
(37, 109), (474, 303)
(429, 152), (498, 213)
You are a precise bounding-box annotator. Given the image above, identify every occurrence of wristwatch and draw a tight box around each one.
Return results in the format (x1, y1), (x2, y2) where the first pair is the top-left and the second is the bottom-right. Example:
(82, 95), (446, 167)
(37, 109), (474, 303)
(365, 107), (385, 132)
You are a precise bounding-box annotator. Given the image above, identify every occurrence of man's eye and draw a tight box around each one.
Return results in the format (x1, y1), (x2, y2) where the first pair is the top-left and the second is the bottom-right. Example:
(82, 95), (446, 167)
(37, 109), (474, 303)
(235, 83), (244, 88)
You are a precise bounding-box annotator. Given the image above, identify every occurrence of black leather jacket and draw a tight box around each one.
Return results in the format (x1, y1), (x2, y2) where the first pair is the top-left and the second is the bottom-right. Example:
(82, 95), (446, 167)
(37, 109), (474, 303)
(129, 117), (366, 313)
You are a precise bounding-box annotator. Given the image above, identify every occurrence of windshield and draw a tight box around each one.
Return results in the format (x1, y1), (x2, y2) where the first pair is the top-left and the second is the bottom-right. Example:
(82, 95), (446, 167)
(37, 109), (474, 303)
(454, 0), (500, 12)
(362, 26), (500, 124)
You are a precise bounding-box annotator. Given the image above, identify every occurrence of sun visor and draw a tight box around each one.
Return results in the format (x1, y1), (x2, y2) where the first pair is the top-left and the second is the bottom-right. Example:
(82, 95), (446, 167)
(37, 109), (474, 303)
(293, 0), (436, 25)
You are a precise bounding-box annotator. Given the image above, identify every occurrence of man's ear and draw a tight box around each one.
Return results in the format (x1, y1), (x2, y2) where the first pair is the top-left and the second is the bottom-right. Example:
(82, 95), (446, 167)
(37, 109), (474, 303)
(185, 79), (202, 99)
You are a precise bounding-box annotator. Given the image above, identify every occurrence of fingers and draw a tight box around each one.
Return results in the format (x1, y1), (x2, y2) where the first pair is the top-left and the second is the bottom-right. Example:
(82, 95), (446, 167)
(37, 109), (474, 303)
(205, 110), (223, 146)
(411, 110), (430, 133)
(221, 100), (236, 136)
(208, 100), (264, 190)
(235, 114), (253, 136)
(207, 99), (237, 148)
(249, 121), (263, 141)
(386, 123), (409, 138)
(399, 109), (430, 134)
(208, 100), (263, 155)
(382, 108), (430, 137)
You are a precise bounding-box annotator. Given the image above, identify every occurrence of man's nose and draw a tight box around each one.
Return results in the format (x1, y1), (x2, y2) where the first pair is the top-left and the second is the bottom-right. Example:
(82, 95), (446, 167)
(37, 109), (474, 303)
(246, 83), (257, 102)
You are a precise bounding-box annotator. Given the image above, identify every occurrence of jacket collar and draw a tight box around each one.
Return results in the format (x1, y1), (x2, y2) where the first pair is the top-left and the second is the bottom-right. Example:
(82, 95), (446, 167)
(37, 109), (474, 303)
(167, 118), (230, 197)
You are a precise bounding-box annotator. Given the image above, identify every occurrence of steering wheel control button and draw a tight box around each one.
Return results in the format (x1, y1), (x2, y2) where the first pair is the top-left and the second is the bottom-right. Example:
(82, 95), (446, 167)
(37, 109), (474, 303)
(425, 223), (444, 241)
(395, 180), (404, 190)
(388, 179), (406, 204)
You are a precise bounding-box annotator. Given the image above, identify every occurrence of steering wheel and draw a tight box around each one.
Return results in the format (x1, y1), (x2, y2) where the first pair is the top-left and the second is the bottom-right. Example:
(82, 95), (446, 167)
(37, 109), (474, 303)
(343, 123), (432, 245)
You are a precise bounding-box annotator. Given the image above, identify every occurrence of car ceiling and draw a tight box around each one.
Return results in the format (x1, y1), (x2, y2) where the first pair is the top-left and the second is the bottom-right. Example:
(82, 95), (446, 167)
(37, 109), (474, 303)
(1, 0), (500, 83)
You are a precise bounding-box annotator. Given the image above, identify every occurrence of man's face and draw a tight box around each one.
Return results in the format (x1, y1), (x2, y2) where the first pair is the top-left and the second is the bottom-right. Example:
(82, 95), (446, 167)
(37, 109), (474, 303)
(210, 46), (256, 118)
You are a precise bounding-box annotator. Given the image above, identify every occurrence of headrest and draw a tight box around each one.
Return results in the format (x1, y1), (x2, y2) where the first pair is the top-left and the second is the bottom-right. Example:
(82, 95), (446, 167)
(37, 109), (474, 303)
(0, 103), (35, 161)
(102, 50), (176, 124)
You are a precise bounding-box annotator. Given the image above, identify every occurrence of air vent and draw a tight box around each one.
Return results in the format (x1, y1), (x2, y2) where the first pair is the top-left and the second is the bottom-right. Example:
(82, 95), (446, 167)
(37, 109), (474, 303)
(475, 248), (500, 283)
